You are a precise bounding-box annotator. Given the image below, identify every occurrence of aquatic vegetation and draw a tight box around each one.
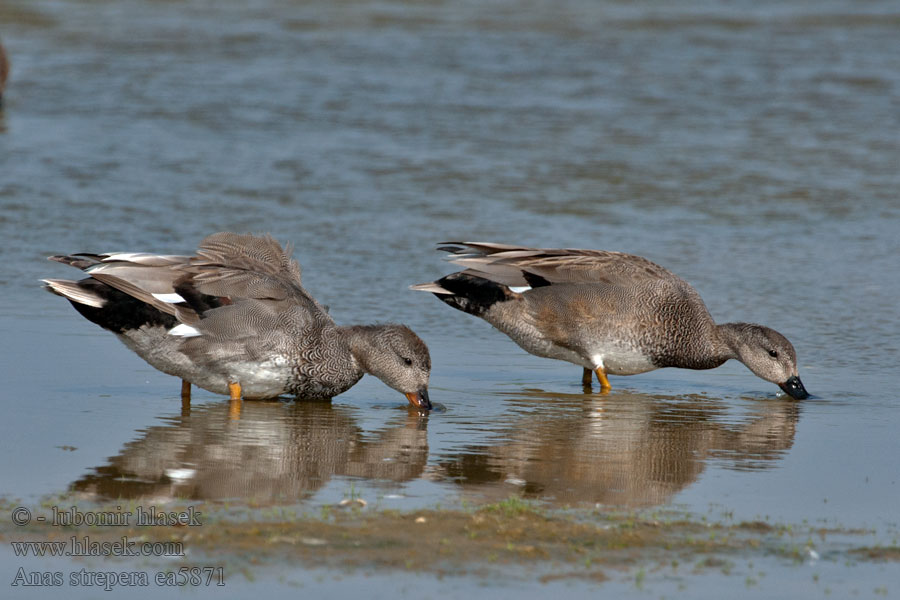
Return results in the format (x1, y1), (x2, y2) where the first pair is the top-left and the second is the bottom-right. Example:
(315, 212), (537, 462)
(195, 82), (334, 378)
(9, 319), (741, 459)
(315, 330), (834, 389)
(1, 494), (895, 590)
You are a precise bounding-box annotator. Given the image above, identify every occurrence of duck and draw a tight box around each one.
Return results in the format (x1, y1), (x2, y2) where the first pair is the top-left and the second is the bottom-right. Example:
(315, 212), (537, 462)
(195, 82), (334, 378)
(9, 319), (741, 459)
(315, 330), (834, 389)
(412, 242), (808, 399)
(44, 232), (432, 409)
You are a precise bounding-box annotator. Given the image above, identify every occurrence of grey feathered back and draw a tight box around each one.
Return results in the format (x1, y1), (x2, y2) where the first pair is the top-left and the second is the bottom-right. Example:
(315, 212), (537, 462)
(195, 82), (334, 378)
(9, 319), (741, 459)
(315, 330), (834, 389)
(439, 243), (680, 288)
(175, 233), (331, 335)
(187, 233), (305, 300)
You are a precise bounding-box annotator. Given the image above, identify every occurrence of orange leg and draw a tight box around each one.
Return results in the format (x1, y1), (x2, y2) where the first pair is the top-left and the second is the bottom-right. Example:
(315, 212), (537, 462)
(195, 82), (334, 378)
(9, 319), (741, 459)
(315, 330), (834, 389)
(594, 366), (611, 393)
(228, 382), (242, 420)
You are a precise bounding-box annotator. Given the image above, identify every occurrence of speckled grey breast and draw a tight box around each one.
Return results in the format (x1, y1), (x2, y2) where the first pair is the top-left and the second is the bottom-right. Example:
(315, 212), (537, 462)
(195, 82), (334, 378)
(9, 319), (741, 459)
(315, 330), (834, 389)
(285, 328), (365, 399)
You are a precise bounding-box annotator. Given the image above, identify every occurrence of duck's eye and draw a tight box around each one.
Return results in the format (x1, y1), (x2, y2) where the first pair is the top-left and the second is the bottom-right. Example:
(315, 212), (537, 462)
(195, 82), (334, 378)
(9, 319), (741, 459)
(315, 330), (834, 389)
(768, 350), (779, 358)
(402, 357), (413, 366)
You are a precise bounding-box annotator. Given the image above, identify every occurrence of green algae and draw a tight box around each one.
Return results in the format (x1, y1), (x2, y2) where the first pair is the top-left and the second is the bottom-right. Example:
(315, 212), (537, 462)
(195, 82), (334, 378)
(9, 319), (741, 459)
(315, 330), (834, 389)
(1, 494), (896, 585)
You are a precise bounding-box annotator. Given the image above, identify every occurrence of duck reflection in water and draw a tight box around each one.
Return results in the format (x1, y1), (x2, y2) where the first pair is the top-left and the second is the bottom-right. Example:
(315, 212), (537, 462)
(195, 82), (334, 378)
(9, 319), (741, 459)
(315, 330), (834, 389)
(434, 391), (800, 508)
(70, 390), (798, 510)
(70, 401), (429, 503)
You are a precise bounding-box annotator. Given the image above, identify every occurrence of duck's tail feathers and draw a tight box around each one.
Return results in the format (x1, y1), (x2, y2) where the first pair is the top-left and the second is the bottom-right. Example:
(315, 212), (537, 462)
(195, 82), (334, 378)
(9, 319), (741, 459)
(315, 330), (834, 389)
(413, 272), (516, 317)
(44, 276), (179, 334)
(409, 282), (452, 294)
(42, 278), (106, 308)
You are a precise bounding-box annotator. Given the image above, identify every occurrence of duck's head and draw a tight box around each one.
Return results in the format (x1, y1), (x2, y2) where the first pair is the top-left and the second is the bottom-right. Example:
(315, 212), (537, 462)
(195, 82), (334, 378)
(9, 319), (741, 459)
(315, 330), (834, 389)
(724, 323), (809, 399)
(351, 324), (432, 409)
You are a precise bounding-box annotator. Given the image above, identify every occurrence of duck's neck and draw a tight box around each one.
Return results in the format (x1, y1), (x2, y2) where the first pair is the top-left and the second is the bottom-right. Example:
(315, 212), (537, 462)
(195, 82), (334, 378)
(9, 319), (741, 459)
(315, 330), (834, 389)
(338, 325), (380, 375)
(285, 325), (365, 398)
(667, 322), (741, 370)
(712, 323), (749, 365)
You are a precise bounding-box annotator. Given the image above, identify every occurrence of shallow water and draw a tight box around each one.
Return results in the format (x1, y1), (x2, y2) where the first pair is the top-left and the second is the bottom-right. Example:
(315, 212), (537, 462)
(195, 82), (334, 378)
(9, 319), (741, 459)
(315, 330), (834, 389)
(1, 0), (899, 596)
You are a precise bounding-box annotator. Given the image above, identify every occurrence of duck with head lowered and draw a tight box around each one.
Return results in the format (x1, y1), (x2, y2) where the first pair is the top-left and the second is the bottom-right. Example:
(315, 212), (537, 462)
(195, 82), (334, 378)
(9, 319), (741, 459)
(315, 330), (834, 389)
(45, 232), (432, 409)
(413, 242), (808, 400)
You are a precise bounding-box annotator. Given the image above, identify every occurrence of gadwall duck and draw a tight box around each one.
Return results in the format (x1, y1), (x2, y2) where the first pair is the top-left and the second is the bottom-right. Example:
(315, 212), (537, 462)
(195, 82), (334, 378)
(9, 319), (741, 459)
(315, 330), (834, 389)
(44, 233), (432, 409)
(412, 242), (808, 399)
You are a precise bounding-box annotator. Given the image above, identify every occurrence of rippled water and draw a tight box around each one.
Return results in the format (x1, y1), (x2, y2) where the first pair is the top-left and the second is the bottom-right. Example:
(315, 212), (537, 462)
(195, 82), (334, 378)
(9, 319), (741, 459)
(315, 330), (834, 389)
(1, 0), (899, 596)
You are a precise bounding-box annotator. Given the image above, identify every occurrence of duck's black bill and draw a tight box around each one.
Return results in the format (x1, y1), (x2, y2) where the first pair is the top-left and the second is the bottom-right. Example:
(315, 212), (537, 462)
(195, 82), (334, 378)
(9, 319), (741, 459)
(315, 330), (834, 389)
(405, 389), (432, 410)
(779, 376), (809, 399)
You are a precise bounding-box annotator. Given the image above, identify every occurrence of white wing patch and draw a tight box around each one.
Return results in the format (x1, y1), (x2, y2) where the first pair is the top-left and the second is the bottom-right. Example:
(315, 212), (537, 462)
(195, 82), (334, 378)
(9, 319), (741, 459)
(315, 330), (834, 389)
(168, 323), (201, 338)
(508, 286), (532, 294)
(152, 292), (186, 303)
(164, 468), (196, 481)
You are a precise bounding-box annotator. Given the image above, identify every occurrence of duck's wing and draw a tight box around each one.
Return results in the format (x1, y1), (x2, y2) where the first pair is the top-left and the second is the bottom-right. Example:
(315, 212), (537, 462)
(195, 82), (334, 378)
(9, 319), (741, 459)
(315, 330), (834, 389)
(170, 232), (333, 338)
(437, 242), (677, 288)
(48, 233), (332, 333)
(183, 232), (305, 301)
